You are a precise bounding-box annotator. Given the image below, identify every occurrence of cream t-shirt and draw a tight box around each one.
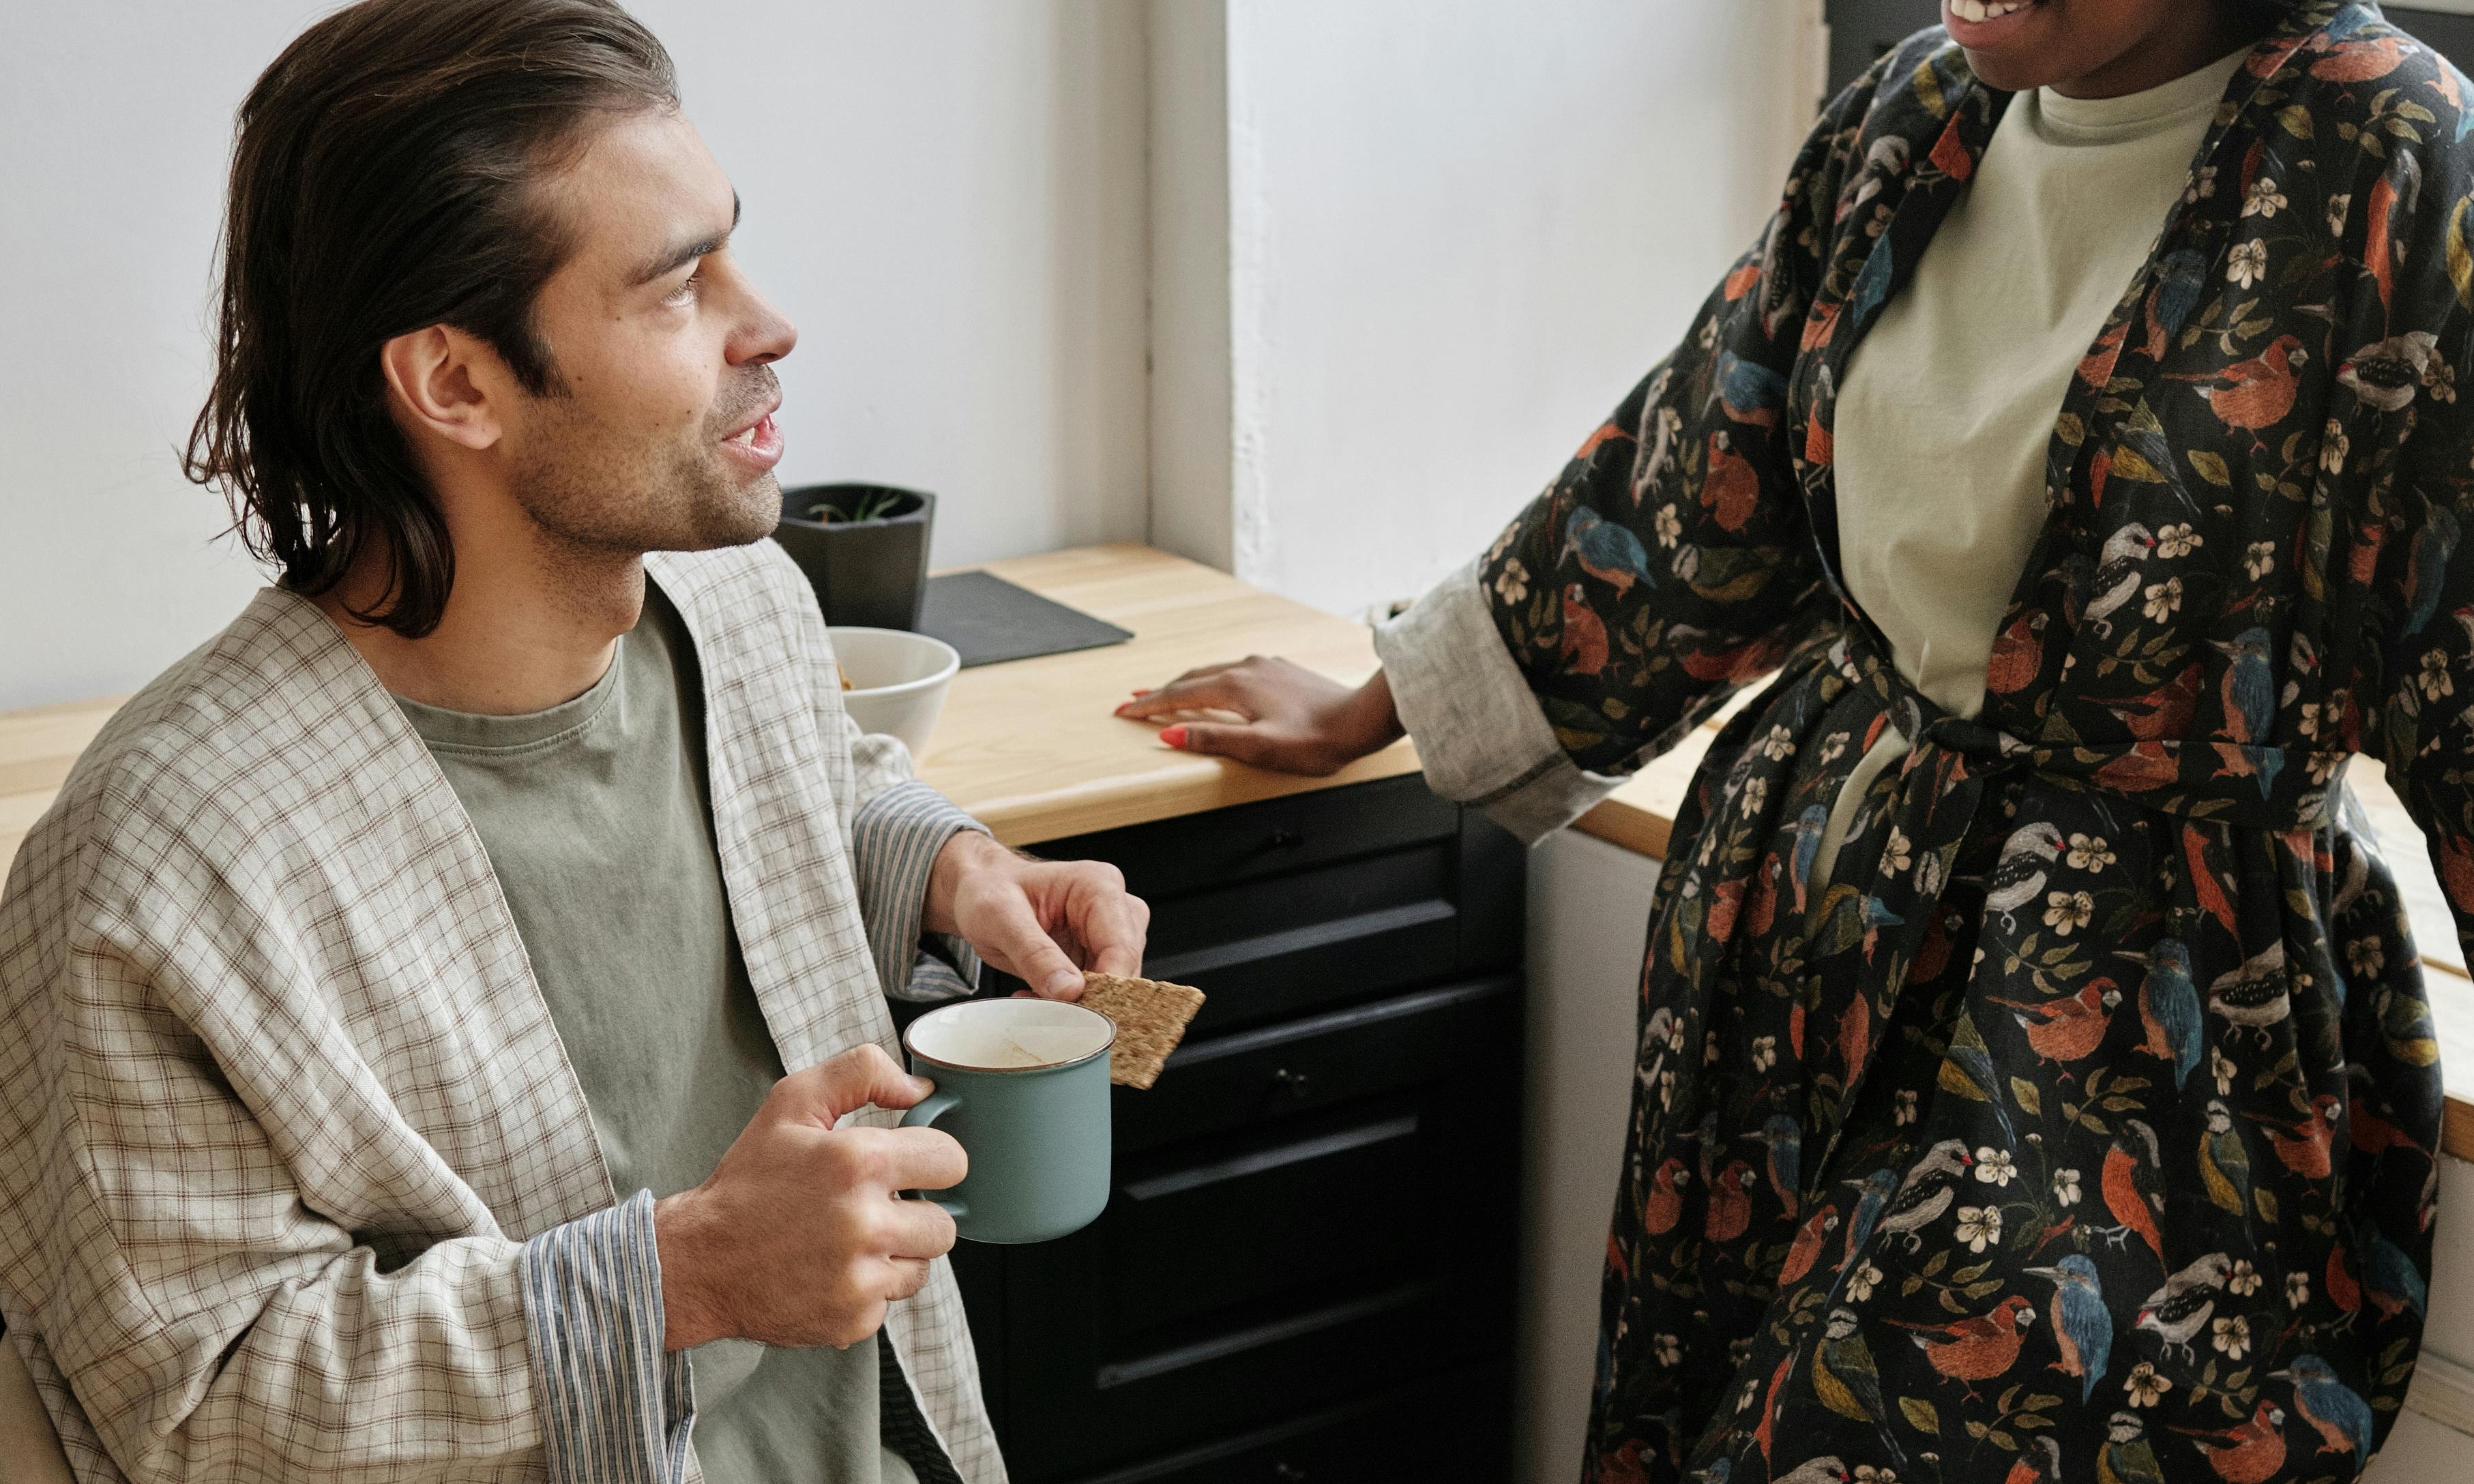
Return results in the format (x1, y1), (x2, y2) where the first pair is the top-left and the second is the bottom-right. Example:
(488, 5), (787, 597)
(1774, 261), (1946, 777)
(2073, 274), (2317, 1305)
(1814, 46), (2248, 893)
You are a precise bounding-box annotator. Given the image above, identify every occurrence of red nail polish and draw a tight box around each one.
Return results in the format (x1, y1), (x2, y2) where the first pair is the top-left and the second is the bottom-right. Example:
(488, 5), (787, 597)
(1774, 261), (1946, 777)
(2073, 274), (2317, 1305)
(1159, 725), (1188, 748)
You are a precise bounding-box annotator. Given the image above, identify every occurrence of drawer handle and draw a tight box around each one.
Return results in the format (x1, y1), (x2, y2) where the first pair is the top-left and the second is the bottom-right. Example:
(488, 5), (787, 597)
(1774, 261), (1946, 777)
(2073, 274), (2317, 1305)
(1269, 1067), (1312, 1099)
(1264, 827), (1304, 850)
(1273, 1466), (1308, 1482)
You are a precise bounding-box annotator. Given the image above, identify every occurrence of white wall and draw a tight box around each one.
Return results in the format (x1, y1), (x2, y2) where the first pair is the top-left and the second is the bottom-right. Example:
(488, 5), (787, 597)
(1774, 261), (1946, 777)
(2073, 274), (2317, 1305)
(1167, 0), (1816, 621)
(0, 1), (1149, 713)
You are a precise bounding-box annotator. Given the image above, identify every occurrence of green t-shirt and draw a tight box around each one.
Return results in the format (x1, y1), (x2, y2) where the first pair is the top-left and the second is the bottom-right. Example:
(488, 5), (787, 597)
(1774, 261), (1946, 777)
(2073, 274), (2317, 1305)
(398, 588), (917, 1484)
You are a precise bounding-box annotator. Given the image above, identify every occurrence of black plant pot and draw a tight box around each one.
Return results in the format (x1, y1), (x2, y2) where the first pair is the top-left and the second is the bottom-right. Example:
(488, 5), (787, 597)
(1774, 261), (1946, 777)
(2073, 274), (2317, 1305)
(774, 484), (936, 631)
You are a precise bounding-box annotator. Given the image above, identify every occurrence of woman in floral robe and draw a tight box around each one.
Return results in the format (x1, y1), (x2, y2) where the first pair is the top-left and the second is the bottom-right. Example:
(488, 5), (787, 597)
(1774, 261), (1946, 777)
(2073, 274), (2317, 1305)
(1125, 2), (2469, 1479)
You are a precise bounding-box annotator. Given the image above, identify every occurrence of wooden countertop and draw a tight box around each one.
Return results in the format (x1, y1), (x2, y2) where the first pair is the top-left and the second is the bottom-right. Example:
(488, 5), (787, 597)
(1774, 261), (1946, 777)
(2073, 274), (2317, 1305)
(5, 542), (2468, 1155)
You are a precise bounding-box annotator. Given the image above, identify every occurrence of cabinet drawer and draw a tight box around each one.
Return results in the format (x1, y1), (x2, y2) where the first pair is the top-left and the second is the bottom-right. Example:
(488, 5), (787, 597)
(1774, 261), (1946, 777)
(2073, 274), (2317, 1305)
(1054, 775), (1459, 904)
(1117, 975), (1518, 1155)
(1066, 1361), (1513, 1484)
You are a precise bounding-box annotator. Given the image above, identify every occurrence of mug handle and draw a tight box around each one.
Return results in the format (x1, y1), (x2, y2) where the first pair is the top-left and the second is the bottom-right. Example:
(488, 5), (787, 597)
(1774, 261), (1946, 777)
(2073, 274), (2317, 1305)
(899, 1089), (969, 1221)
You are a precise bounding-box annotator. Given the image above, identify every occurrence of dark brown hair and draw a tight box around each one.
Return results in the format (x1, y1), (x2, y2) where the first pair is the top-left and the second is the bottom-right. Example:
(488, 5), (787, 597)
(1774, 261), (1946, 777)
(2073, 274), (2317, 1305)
(183, 0), (678, 636)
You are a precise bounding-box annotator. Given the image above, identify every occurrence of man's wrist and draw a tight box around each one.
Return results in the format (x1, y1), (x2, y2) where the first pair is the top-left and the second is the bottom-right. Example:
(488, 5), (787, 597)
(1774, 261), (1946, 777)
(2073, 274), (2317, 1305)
(923, 827), (1011, 938)
(653, 1189), (728, 1351)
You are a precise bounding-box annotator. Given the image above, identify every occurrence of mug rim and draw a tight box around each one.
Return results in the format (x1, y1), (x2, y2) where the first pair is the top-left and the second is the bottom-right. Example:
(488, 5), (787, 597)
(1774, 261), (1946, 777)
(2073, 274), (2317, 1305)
(902, 998), (1119, 1074)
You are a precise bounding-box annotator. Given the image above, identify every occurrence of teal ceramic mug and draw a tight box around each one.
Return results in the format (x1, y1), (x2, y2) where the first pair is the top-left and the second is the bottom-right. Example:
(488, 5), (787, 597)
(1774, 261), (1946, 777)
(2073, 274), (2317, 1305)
(900, 998), (1116, 1244)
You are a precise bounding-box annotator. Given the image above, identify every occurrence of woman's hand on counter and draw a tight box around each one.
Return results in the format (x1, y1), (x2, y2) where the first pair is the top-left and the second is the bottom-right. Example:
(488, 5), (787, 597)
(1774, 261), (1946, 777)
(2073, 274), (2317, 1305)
(1115, 657), (1404, 776)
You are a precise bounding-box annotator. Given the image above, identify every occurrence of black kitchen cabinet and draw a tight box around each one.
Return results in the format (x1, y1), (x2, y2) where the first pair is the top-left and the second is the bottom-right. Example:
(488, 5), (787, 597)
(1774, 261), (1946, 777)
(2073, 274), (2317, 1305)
(898, 774), (1526, 1484)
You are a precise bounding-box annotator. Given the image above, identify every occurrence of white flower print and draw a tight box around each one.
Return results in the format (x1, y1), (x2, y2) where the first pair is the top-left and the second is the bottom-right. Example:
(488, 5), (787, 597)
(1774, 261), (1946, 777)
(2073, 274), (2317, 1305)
(1493, 560), (1529, 606)
(2419, 650), (2454, 702)
(2185, 164), (2219, 205)
(1894, 1088), (1919, 1127)
(1698, 317), (1721, 352)
(1817, 732), (1849, 766)
(2228, 1259), (2262, 1296)
(1705, 1033), (1723, 1065)
(2298, 700), (2323, 740)
(2142, 576), (2183, 622)
(1917, 849), (1944, 899)
(2052, 1168), (2082, 1206)
(1658, 1068), (1675, 1111)
(1854, 1469), (1899, 1484)
(2213, 1315), (2251, 1361)
(2157, 523), (2204, 559)
(2211, 1045), (2237, 1096)
(2125, 1362), (2173, 1408)
(1954, 1205), (2003, 1253)
(1750, 1035), (1777, 1073)
(2426, 357), (2458, 404)
(2045, 890), (2095, 934)
(2327, 192), (2353, 235)
(1848, 1261), (1883, 1302)
(1975, 1147), (2018, 1187)
(1654, 1333), (1682, 1367)
(2287, 1271), (2311, 1309)
(1654, 503), (1683, 548)
(1486, 521), (1520, 565)
(2348, 937), (2385, 977)
(2227, 238), (2269, 288)
(1881, 827), (1912, 876)
(2245, 539), (2277, 580)
(2067, 833), (2116, 871)
(1761, 724), (1797, 762)
(2321, 419), (2350, 474)
(2243, 177), (2287, 218)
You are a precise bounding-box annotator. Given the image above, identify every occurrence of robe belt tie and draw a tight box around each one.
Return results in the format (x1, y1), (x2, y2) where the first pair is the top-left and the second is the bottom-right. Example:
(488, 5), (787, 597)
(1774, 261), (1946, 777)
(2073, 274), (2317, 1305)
(1823, 636), (2346, 835)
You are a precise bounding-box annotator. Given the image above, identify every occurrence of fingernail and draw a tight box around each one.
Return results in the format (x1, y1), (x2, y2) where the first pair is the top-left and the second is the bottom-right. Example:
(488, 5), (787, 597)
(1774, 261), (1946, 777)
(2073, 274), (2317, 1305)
(1046, 970), (1085, 998)
(1132, 689), (1151, 697)
(1159, 725), (1188, 748)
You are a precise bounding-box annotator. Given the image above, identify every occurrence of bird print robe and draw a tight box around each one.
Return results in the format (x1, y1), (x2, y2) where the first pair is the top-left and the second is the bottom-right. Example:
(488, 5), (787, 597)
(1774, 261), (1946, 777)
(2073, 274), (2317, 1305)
(1477, 5), (2471, 1481)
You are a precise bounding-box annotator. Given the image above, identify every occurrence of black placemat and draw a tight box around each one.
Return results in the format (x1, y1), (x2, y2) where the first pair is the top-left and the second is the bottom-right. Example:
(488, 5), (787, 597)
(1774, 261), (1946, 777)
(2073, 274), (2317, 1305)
(917, 570), (1133, 669)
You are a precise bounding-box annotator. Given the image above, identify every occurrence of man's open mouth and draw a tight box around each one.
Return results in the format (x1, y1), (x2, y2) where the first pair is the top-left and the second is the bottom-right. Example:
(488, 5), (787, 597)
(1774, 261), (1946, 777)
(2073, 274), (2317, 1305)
(719, 410), (784, 469)
(1948, 0), (2043, 23)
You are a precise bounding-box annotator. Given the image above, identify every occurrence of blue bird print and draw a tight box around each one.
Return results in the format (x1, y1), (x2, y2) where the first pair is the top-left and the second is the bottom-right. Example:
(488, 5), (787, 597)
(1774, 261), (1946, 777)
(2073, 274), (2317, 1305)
(1712, 348), (1789, 428)
(1746, 1113), (1803, 1213)
(2211, 627), (2276, 744)
(1565, 506), (1658, 597)
(2146, 248), (2209, 356)
(1849, 236), (1895, 326)
(1831, 1168), (1902, 1302)
(2112, 416), (2204, 516)
(1790, 803), (1829, 918)
(1861, 895), (1904, 962)
(2404, 502), (2460, 634)
(1941, 1009), (2018, 1145)
(2025, 1254), (2114, 1401)
(2369, 1232), (2430, 1318)
(2120, 938), (2202, 1090)
(2272, 1354), (2374, 1460)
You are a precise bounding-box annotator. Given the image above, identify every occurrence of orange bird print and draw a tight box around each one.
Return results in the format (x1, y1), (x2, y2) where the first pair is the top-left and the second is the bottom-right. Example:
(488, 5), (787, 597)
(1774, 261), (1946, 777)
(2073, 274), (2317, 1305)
(1643, 1157), (1690, 1235)
(1889, 1295), (2037, 1397)
(2169, 335), (2309, 446)
(2108, 662), (2203, 741)
(1701, 430), (1762, 533)
(1988, 978), (2122, 1069)
(2102, 1119), (2168, 1262)
(1559, 584), (1610, 677)
(2248, 1093), (2341, 1178)
(2309, 35), (2408, 84)
(1985, 611), (2047, 696)
(2175, 1400), (2288, 1484)
(2439, 833), (2474, 915)
(1705, 1160), (1755, 1243)
(1779, 1202), (1840, 1286)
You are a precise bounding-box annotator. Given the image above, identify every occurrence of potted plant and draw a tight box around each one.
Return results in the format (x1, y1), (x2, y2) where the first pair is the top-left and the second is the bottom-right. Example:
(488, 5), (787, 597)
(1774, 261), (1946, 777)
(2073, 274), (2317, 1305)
(773, 483), (937, 631)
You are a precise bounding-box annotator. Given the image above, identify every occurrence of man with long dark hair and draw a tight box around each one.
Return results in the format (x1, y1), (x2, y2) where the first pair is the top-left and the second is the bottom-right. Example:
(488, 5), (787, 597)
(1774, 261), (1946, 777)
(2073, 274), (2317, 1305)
(0, 3), (1143, 1480)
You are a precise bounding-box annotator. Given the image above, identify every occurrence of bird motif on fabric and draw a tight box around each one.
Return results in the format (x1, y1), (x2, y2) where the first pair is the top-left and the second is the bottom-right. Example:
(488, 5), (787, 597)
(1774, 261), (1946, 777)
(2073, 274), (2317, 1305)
(1711, 348), (1789, 428)
(2119, 938), (2203, 1090)
(2402, 501), (2462, 634)
(2142, 248), (2209, 360)
(2003, 1435), (2063, 1484)
(2208, 627), (2277, 746)
(1985, 822), (2067, 928)
(2273, 1353), (2375, 1458)
(2207, 941), (2292, 1044)
(1643, 1156), (1690, 1236)
(1746, 1114), (1802, 1215)
(2136, 1251), (2231, 1363)
(2083, 524), (2160, 639)
(1788, 803), (1829, 918)
(2199, 1098), (2254, 1215)
(1567, 506), (1658, 596)
(1985, 610), (2048, 695)
(1813, 1307), (1907, 1472)
(1780, 1202), (1841, 1285)
(2024, 1253), (2113, 1401)
(2173, 1400), (2288, 1484)
(1773, 1457), (1853, 1484)
(1702, 430), (1762, 533)
(1560, 584), (1610, 677)
(2335, 329), (2439, 411)
(1873, 1138), (1974, 1253)
(2108, 662), (2203, 741)
(1989, 979), (2122, 1069)
(2100, 1410), (2168, 1484)
(1835, 1168), (1902, 1292)
(2248, 1092), (2340, 1178)
(1939, 1011), (2019, 1144)
(1704, 1159), (1756, 1243)
(2169, 334), (2309, 447)
(1889, 1294), (2037, 1396)
(2310, 33), (2411, 83)
(2368, 1231), (2430, 1318)
(2099, 1118), (2168, 1261)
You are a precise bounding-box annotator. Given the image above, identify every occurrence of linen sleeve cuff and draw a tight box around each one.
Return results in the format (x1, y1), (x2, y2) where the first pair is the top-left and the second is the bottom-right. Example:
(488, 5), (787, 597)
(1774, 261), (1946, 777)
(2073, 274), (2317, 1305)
(518, 1189), (696, 1484)
(851, 780), (989, 1003)
(1372, 561), (1625, 845)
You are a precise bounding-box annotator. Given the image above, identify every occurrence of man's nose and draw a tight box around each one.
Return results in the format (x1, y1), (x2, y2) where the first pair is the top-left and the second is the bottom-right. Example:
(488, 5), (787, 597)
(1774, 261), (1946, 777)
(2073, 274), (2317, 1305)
(732, 291), (797, 367)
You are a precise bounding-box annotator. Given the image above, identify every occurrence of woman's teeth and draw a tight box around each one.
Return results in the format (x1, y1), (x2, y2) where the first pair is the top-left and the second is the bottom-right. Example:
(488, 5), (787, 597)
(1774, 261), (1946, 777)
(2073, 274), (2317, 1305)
(1950, 0), (2037, 20)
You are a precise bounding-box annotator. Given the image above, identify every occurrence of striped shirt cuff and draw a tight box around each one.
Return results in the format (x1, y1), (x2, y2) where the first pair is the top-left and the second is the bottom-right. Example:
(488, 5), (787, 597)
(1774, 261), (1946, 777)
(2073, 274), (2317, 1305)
(851, 781), (988, 1003)
(518, 1189), (695, 1484)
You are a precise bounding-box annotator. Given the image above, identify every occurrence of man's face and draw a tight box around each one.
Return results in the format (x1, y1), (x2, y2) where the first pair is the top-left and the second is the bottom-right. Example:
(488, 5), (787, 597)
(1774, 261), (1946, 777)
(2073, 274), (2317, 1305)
(1943, 0), (2229, 93)
(498, 109), (795, 557)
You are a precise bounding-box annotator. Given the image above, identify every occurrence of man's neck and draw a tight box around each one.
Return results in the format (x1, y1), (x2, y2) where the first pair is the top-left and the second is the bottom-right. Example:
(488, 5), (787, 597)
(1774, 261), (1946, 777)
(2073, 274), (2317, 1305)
(316, 536), (647, 716)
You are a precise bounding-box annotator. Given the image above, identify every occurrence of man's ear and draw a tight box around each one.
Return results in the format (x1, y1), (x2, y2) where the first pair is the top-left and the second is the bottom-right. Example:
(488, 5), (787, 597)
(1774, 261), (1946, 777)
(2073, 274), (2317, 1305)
(379, 325), (507, 451)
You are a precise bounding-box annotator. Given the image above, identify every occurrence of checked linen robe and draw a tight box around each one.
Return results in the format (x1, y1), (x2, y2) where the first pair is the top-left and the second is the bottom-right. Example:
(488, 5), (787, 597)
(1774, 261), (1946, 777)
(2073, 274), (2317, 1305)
(1459, 4), (2474, 1480)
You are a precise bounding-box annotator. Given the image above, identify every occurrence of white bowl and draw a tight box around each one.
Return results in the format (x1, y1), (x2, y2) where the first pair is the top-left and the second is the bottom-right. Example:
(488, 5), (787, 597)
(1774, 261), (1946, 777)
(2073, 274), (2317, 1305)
(829, 627), (960, 758)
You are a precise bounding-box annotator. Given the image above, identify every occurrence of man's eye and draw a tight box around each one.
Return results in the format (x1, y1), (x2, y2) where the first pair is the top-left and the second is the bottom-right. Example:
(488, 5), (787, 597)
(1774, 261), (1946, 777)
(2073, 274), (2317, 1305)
(663, 272), (701, 308)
